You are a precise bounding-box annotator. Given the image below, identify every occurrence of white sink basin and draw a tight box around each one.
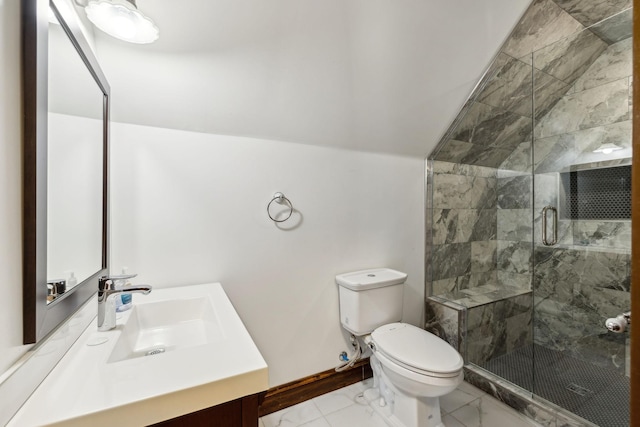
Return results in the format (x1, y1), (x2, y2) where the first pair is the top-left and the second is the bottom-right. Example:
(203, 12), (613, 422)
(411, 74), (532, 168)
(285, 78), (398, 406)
(8, 282), (268, 427)
(108, 296), (225, 363)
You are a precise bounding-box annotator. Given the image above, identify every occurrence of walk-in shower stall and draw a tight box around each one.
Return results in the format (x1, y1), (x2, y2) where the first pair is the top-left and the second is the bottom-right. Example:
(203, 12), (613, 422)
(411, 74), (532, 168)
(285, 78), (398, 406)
(425, 1), (632, 425)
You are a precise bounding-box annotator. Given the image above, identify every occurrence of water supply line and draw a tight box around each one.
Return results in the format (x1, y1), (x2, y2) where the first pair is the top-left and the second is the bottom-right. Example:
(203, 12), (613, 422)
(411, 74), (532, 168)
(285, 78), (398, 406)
(335, 334), (362, 372)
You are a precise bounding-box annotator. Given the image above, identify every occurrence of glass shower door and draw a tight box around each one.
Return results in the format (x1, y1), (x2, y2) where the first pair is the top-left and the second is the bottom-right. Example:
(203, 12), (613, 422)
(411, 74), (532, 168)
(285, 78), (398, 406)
(531, 13), (632, 426)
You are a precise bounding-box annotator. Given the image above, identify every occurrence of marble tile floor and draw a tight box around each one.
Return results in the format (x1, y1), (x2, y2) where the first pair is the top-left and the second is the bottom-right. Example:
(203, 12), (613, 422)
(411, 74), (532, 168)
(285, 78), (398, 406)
(260, 379), (543, 427)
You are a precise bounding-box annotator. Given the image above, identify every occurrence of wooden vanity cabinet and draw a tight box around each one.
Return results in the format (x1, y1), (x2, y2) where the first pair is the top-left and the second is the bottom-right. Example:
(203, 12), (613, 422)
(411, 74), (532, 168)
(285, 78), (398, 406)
(150, 392), (264, 427)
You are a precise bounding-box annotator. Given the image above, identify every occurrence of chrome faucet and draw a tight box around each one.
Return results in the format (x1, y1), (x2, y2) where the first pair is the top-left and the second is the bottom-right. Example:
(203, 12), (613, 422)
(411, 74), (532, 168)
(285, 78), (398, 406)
(605, 310), (631, 333)
(97, 274), (152, 331)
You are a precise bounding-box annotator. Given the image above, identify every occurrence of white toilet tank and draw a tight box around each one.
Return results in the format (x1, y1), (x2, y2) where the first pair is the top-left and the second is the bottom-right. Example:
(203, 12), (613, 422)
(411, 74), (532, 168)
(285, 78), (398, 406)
(336, 268), (407, 336)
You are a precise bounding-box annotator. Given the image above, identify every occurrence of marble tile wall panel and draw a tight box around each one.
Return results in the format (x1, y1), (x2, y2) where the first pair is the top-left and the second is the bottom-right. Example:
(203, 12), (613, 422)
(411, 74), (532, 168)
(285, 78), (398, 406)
(497, 241), (533, 274)
(466, 293), (532, 330)
(466, 210), (497, 243)
(460, 145), (514, 168)
(476, 54), (534, 118)
(425, 298), (463, 351)
(432, 243), (471, 281)
(497, 271), (532, 289)
(497, 175), (532, 209)
(533, 172), (558, 207)
(432, 139), (475, 164)
(533, 246), (630, 369)
(497, 210), (532, 241)
(435, 139), (518, 168)
(533, 29), (607, 85)
(431, 277), (457, 296)
(570, 120), (632, 165)
(498, 168), (529, 179)
(499, 141), (532, 174)
(552, 0), (631, 27)
(466, 293), (533, 365)
(432, 272), (498, 296)
(534, 134), (578, 173)
(532, 69), (573, 120)
(502, 0), (584, 59)
(572, 220), (631, 249)
(471, 241), (497, 273)
(506, 311), (533, 352)
(432, 208), (497, 245)
(534, 77), (630, 139)
(567, 332), (627, 373)
(532, 123), (631, 182)
(430, 160), (499, 293)
(466, 320), (507, 364)
(589, 8), (633, 44)
(432, 173), (497, 209)
(533, 297), (627, 372)
(451, 101), (532, 151)
(534, 246), (630, 298)
(573, 38), (631, 91)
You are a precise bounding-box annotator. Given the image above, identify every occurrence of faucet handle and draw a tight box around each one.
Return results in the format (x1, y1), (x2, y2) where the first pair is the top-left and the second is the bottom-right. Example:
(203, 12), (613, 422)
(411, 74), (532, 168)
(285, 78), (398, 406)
(98, 274), (138, 290)
(106, 273), (138, 280)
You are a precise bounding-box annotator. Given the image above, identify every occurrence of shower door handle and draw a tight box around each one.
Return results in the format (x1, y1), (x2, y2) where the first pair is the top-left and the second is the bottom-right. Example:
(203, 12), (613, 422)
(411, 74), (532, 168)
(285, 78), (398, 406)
(541, 206), (557, 246)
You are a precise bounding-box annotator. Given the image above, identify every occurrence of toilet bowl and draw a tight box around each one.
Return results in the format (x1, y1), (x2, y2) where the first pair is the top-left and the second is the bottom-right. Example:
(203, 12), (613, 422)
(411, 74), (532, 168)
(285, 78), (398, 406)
(368, 323), (463, 427)
(336, 269), (464, 427)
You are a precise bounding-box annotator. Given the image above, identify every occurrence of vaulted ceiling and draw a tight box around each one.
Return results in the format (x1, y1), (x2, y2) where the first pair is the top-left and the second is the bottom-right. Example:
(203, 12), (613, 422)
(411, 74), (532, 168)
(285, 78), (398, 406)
(71, 0), (535, 157)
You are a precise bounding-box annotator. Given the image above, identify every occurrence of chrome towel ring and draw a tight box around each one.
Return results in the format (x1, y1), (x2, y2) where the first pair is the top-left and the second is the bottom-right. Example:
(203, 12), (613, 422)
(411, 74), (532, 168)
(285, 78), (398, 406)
(267, 192), (293, 222)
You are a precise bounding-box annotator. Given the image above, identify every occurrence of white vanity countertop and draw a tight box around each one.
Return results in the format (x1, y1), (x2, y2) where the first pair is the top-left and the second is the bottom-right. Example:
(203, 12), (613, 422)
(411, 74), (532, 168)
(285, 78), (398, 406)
(9, 282), (268, 427)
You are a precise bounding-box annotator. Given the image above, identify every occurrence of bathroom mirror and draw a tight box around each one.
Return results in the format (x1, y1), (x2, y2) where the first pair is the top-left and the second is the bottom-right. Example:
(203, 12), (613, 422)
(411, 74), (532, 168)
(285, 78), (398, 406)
(23, 0), (110, 343)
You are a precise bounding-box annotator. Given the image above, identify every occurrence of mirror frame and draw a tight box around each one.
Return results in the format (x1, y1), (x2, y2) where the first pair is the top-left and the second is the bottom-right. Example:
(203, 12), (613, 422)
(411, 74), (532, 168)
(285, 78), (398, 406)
(22, 0), (110, 344)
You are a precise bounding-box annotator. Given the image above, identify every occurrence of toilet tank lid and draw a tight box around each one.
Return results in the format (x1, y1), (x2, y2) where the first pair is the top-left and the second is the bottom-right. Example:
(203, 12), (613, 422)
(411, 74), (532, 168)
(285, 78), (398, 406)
(335, 268), (407, 291)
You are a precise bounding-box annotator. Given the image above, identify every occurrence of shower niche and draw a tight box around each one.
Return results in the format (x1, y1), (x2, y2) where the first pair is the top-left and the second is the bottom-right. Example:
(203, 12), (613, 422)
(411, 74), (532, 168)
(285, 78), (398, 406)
(560, 164), (631, 220)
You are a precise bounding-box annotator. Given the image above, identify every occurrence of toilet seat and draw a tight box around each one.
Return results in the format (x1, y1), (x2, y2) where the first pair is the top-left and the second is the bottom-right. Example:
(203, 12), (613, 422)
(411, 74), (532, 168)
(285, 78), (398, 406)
(371, 323), (463, 378)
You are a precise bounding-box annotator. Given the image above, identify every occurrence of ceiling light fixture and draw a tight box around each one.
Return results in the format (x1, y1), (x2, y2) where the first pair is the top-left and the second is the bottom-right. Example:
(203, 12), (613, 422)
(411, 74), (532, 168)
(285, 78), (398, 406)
(592, 143), (623, 154)
(85, 0), (159, 44)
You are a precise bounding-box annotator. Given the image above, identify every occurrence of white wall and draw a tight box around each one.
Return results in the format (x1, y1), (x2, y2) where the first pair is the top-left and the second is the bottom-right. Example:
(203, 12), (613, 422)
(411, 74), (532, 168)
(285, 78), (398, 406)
(110, 122), (424, 386)
(0, 0), (32, 375)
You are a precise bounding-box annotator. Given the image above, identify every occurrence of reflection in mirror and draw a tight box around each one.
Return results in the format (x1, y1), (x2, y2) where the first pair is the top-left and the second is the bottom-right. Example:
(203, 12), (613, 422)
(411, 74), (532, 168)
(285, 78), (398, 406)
(46, 14), (104, 303)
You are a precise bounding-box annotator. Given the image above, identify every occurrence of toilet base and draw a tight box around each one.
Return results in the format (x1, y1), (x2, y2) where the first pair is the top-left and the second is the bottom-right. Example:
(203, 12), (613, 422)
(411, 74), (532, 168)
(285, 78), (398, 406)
(369, 355), (454, 427)
(365, 388), (445, 427)
(391, 394), (444, 427)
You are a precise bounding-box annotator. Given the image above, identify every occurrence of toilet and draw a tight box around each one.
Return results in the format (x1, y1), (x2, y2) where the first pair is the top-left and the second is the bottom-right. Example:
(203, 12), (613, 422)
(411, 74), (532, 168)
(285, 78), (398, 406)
(336, 268), (463, 427)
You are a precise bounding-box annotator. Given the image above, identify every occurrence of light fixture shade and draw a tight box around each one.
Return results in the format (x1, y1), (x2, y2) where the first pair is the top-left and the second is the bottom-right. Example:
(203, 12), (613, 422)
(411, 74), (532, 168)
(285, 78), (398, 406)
(86, 0), (159, 44)
(593, 143), (623, 154)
